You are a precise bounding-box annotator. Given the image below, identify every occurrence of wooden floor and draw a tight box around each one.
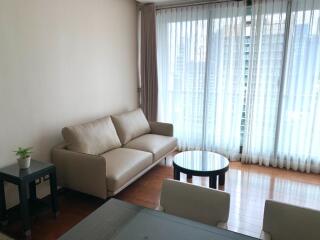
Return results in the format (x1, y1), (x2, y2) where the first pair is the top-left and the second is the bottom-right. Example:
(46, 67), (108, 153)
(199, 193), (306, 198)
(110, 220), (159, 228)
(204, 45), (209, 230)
(3, 155), (320, 239)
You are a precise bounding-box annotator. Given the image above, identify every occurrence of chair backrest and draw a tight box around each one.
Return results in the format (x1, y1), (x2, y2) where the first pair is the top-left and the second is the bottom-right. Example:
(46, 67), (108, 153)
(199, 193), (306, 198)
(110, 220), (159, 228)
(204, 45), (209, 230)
(160, 179), (230, 227)
(263, 200), (320, 240)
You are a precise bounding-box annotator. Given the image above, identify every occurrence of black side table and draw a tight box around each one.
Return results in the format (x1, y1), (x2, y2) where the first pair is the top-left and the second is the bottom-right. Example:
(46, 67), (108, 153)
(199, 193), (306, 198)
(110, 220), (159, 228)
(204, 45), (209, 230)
(0, 160), (59, 238)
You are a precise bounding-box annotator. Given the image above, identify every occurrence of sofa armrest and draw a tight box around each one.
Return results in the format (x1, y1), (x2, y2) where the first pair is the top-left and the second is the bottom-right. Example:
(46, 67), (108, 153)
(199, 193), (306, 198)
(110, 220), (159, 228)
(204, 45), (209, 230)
(52, 143), (107, 199)
(149, 122), (174, 137)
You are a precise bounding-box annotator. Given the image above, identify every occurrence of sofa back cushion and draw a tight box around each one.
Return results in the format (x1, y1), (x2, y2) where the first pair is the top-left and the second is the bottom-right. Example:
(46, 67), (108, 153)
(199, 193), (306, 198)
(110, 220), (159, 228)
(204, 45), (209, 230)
(62, 116), (121, 155)
(111, 108), (151, 144)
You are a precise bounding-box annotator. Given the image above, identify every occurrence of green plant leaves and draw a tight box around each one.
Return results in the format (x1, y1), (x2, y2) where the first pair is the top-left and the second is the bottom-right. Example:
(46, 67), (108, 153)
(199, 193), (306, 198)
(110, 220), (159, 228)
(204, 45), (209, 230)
(13, 147), (33, 159)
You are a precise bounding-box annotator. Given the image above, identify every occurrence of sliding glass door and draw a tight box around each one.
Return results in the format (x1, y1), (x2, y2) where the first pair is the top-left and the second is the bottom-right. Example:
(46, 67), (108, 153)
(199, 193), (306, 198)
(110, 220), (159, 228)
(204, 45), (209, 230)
(276, 0), (320, 172)
(157, 1), (246, 160)
(242, 0), (288, 165)
(156, 0), (320, 173)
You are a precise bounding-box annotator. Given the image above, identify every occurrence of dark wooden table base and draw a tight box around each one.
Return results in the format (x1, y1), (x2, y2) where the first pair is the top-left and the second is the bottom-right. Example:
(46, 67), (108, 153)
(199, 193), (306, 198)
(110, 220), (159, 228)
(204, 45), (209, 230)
(174, 167), (227, 189)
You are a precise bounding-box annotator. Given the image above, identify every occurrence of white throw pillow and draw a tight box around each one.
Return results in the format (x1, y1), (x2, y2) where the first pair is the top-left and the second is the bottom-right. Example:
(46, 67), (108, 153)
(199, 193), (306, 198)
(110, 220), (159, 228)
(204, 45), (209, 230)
(111, 108), (151, 144)
(62, 116), (121, 155)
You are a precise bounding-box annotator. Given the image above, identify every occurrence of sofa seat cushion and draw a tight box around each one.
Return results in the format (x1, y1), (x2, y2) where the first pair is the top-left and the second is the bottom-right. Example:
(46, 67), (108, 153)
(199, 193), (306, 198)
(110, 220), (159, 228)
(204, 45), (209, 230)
(62, 116), (121, 155)
(111, 108), (151, 145)
(101, 148), (152, 192)
(124, 134), (177, 161)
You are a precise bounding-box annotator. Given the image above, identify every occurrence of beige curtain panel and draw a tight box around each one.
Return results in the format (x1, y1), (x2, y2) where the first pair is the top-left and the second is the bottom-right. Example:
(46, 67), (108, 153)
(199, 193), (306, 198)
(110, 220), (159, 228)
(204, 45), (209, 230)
(140, 3), (158, 121)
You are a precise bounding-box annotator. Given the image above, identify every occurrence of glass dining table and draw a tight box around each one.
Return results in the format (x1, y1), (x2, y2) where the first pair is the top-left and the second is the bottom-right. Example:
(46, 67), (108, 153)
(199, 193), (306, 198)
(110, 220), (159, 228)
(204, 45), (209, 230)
(59, 198), (258, 240)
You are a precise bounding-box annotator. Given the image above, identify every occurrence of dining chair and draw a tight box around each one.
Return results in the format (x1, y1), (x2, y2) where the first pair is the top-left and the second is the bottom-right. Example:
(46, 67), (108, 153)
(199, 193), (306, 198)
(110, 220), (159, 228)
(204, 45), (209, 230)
(158, 179), (230, 229)
(261, 199), (320, 240)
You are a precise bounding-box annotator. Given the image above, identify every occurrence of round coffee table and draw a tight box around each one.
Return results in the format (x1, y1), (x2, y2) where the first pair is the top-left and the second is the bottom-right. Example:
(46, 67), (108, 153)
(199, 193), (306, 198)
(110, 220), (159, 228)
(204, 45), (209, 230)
(173, 151), (229, 189)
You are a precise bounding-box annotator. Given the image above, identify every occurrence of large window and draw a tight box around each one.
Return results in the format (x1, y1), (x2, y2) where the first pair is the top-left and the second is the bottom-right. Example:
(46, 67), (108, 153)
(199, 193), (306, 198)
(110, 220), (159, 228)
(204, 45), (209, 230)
(157, 2), (246, 159)
(156, 0), (320, 173)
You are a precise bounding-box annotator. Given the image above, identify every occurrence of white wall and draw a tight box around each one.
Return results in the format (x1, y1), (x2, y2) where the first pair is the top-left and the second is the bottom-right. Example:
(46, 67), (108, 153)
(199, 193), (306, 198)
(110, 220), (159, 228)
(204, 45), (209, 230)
(0, 0), (138, 208)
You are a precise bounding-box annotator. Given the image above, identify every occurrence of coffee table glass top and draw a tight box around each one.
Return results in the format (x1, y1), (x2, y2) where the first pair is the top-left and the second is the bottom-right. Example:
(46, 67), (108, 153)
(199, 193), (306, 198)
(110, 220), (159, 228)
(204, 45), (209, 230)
(173, 151), (229, 173)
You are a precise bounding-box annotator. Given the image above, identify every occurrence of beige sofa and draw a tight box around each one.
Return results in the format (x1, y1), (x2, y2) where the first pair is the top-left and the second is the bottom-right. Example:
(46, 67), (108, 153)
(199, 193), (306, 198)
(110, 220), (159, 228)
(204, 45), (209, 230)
(52, 108), (177, 199)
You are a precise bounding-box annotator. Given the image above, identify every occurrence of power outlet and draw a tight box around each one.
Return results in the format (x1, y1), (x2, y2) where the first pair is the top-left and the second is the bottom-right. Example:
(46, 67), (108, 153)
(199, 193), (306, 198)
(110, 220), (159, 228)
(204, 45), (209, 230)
(35, 178), (41, 185)
(43, 175), (50, 182)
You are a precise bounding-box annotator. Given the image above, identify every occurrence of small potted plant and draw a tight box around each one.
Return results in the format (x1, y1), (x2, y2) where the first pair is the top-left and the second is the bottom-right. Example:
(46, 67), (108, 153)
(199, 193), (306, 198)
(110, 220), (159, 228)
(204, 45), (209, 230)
(14, 147), (32, 169)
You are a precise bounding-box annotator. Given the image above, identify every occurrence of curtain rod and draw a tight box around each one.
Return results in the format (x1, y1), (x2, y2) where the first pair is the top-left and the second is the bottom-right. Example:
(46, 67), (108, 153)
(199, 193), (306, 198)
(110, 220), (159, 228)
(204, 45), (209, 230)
(155, 0), (245, 10)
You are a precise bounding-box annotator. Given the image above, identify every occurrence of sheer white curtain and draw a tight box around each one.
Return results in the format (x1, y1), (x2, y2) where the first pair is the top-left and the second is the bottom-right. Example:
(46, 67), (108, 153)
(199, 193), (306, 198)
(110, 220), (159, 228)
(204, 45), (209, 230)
(157, 1), (246, 160)
(157, 0), (320, 173)
(242, 0), (288, 165)
(243, 0), (320, 173)
(276, 0), (320, 173)
(157, 5), (209, 151)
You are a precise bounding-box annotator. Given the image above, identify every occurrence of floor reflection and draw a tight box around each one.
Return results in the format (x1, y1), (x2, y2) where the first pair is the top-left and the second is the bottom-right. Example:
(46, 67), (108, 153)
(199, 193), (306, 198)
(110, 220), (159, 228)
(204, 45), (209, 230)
(117, 156), (320, 238)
